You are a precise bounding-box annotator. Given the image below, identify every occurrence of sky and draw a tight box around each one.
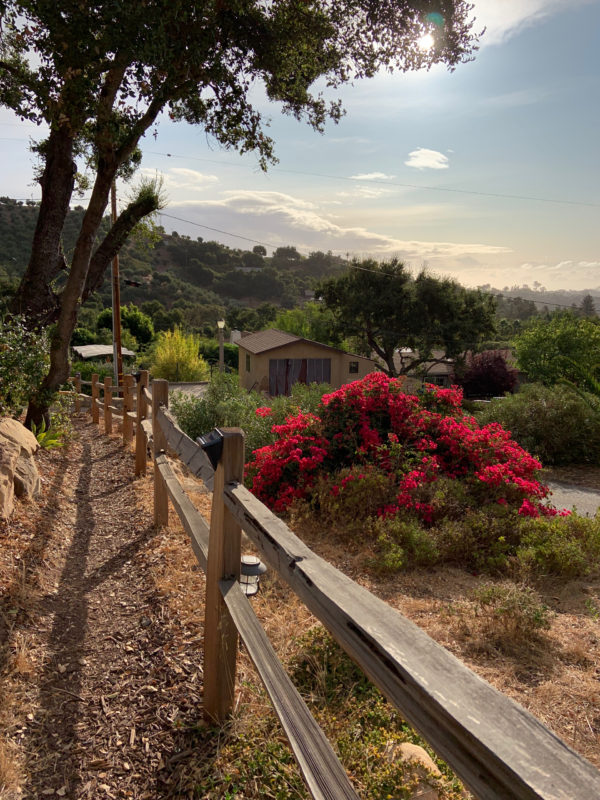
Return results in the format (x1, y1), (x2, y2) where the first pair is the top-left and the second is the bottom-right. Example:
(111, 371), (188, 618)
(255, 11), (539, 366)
(1, 0), (599, 291)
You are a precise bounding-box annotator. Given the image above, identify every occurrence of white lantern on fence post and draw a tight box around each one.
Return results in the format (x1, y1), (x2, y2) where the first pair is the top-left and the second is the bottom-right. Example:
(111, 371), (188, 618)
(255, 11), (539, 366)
(240, 555), (267, 596)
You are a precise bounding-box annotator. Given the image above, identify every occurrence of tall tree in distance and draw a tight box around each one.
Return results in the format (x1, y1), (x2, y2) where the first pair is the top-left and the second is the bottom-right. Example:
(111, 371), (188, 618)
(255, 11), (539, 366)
(317, 260), (496, 376)
(0, 0), (479, 424)
(580, 294), (597, 318)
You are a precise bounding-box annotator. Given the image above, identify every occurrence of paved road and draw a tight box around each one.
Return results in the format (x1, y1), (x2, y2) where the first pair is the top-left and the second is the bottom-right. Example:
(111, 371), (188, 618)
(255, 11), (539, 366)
(546, 481), (600, 517)
(167, 381), (209, 398)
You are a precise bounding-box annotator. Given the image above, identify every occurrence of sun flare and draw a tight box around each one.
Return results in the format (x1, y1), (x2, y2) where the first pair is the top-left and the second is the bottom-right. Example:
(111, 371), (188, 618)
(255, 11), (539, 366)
(418, 32), (435, 51)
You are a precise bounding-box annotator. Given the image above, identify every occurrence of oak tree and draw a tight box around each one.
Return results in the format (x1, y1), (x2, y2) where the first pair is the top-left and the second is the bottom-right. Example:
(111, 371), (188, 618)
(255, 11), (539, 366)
(0, 0), (479, 423)
(317, 260), (496, 376)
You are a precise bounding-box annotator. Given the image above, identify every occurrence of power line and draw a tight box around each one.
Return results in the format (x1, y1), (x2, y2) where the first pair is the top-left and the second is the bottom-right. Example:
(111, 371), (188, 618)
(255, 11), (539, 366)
(145, 149), (600, 209)
(157, 211), (290, 252)
(3, 197), (592, 314)
(158, 209), (592, 311)
(3, 132), (597, 208)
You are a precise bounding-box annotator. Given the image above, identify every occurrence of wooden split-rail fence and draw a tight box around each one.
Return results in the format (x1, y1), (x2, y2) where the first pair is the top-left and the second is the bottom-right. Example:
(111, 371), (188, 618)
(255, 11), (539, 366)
(68, 371), (600, 800)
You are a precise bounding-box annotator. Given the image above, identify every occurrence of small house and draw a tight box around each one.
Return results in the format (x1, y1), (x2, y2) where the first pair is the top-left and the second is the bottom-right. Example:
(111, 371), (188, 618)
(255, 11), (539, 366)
(237, 329), (376, 395)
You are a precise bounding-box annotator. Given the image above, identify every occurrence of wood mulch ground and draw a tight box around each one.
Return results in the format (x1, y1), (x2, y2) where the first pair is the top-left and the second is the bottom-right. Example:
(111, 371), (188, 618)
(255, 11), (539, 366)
(1, 412), (599, 799)
(0, 413), (215, 799)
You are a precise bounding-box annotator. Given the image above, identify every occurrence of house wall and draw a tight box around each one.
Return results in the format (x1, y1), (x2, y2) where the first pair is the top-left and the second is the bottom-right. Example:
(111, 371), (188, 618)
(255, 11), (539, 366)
(238, 341), (375, 394)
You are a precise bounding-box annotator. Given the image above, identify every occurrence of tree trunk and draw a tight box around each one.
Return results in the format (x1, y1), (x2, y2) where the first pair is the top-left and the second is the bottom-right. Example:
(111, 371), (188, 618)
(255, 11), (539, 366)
(24, 166), (116, 427)
(10, 126), (76, 325)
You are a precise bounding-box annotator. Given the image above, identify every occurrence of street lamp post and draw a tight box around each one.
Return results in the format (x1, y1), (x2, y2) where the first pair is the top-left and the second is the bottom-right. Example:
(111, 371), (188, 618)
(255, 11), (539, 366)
(217, 319), (225, 373)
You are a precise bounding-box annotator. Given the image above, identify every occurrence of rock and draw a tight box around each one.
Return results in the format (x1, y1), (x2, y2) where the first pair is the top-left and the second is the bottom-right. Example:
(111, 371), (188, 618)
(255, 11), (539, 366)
(385, 742), (442, 777)
(384, 741), (442, 800)
(0, 417), (42, 518)
(0, 437), (20, 519)
(14, 452), (41, 498)
(0, 417), (39, 456)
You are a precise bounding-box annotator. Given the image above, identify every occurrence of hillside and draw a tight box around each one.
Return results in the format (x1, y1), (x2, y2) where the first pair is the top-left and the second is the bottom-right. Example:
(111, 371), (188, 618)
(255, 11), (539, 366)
(0, 198), (348, 327)
(3, 196), (598, 338)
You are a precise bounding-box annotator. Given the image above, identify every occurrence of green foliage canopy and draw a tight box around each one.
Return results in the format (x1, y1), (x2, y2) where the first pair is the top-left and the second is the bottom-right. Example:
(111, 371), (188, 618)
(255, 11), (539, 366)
(317, 260), (496, 376)
(0, 316), (49, 417)
(0, 0), (478, 422)
(514, 312), (600, 386)
(271, 302), (343, 347)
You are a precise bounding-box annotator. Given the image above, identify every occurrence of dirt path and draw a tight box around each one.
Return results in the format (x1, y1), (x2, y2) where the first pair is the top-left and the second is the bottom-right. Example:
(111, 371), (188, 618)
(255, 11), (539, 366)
(0, 415), (212, 800)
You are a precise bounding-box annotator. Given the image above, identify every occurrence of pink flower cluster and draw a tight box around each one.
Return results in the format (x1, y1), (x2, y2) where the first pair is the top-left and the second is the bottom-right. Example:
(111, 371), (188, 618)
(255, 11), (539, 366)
(245, 373), (565, 520)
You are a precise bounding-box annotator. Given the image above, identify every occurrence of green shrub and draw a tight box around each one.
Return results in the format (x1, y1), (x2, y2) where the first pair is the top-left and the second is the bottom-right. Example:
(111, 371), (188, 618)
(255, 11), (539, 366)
(31, 419), (64, 449)
(311, 467), (397, 529)
(151, 327), (209, 381)
(198, 338), (239, 371)
(515, 513), (600, 578)
(70, 360), (115, 383)
(0, 316), (49, 417)
(367, 516), (438, 573)
(514, 312), (600, 386)
(170, 374), (330, 455)
(475, 383), (600, 465)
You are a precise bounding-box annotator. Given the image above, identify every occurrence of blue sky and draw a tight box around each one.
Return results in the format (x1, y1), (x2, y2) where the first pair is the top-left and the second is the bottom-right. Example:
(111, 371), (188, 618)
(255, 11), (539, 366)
(1, 0), (599, 290)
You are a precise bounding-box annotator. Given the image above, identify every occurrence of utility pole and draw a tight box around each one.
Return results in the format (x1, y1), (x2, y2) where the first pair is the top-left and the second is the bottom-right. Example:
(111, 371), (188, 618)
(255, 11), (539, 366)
(111, 181), (124, 390)
(217, 319), (225, 373)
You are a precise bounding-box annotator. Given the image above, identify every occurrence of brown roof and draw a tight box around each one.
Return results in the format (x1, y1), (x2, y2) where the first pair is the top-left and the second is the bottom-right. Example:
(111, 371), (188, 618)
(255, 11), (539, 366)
(237, 329), (374, 362)
(236, 329), (302, 354)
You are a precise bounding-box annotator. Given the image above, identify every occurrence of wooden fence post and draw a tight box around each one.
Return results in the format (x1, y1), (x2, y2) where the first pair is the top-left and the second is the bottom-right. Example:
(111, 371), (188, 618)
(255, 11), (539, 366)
(91, 374), (99, 424)
(135, 370), (149, 477)
(152, 379), (169, 526)
(204, 428), (245, 723)
(104, 375), (113, 435)
(122, 374), (134, 445)
(74, 372), (81, 413)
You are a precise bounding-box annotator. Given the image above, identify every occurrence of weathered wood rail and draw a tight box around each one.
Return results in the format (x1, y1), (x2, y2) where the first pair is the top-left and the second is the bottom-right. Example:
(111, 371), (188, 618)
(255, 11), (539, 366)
(71, 374), (600, 800)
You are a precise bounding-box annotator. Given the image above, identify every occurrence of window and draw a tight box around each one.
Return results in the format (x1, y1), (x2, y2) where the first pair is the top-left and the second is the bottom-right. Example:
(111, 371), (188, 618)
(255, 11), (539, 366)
(424, 376), (446, 387)
(246, 354), (251, 372)
(349, 361), (359, 374)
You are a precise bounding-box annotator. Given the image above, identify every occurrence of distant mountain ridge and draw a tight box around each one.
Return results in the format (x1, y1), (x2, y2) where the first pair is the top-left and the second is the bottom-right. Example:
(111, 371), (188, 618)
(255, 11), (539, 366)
(2, 197), (598, 319)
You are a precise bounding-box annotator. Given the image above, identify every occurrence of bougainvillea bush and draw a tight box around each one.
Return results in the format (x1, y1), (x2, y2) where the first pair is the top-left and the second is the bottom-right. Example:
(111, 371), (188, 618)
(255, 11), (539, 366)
(246, 373), (600, 575)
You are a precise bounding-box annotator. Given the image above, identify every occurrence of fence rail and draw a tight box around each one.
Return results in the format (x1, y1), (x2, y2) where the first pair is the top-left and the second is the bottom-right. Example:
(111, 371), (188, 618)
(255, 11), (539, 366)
(72, 374), (600, 800)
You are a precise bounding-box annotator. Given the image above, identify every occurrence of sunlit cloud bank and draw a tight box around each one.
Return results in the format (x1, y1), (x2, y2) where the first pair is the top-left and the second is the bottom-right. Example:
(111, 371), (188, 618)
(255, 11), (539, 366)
(160, 190), (599, 291)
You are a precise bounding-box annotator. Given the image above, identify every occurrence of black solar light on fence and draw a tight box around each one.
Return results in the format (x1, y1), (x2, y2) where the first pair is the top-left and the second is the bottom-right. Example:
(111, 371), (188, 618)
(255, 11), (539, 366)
(196, 428), (224, 469)
(240, 555), (267, 597)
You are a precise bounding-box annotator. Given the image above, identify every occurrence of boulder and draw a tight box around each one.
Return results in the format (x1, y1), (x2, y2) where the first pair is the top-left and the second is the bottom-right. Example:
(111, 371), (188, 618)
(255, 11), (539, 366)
(0, 437), (20, 519)
(14, 453), (41, 498)
(384, 741), (442, 800)
(0, 417), (39, 456)
(0, 418), (42, 518)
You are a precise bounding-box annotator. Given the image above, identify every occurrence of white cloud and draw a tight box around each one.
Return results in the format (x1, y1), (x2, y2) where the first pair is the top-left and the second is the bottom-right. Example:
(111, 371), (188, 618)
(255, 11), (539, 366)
(337, 185), (393, 200)
(473, 0), (592, 46)
(141, 167), (218, 192)
(167, 190), (510, 262)
(349, 172), (396, 181)
(404, 148), (449, 170)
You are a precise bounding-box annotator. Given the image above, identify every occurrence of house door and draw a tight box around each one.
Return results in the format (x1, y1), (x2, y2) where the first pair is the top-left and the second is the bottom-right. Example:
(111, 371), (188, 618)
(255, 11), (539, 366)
(269, 358), (331, 396)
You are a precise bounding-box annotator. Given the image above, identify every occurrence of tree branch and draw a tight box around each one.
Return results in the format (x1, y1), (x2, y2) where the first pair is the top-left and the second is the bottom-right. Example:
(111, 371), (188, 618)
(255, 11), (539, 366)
(0, 58), (43, 95)
(80, 193), (161, 304)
